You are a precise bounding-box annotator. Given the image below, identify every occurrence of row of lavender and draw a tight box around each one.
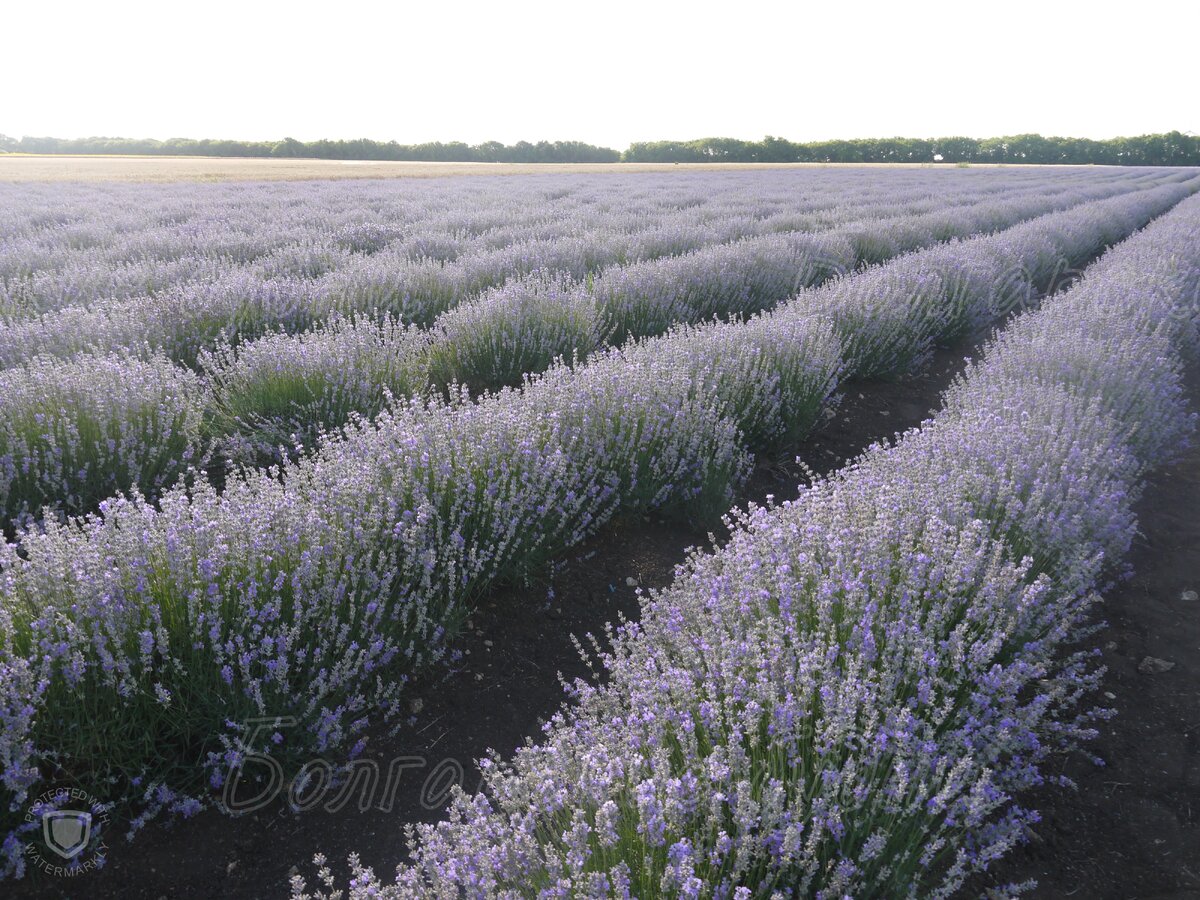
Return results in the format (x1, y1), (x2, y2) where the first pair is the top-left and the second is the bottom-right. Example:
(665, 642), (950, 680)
(191, 169), (1169, 380)
(164, 169), (1193, 454)
(1, 175), (1185, 530)
(2, 168), (1011, 281)
(0, 170), (1155, 369)
(1, 167), (1141, 319)
(1, 177), (1195, 877)
(0, 168), (1072, 326)
(295, 193), (1200, 899)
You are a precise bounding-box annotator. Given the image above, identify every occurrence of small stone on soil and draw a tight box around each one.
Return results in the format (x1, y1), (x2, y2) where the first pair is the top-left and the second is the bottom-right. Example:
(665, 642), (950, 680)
(1181, 589), (1198, 602)
(1137, 656), (1176, 674)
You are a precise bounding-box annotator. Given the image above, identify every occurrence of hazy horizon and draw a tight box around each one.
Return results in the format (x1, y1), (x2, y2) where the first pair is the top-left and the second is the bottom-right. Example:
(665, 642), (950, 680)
(5, 130), (1196, 150)
(7, 0), (1195, 148)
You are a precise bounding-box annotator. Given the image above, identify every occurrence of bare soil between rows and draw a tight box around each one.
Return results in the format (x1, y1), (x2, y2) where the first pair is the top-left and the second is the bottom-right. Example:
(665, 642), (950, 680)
(16, 349), (1199, 899)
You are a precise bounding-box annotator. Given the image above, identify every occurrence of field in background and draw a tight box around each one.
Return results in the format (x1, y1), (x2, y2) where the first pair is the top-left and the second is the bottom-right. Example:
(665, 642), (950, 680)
(0, 154), (1030, 182)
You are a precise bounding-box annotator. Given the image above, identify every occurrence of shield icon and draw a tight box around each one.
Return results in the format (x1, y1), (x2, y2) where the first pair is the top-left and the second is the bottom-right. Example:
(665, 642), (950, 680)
(42, 810), (92, 859)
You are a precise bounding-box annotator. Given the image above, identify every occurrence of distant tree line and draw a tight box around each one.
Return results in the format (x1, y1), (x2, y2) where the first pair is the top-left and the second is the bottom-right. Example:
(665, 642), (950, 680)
(624, 132), (1200, 166)
(0, 135), (621, 164)
(1, 132), (1197, 166)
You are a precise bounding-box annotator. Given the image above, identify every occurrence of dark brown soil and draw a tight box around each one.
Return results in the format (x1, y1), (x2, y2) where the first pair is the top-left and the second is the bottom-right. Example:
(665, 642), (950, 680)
(19, 347), (1199, 900)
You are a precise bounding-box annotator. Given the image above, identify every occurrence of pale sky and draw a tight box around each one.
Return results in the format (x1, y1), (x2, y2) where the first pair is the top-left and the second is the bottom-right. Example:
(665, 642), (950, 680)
(4, 0), (1194, 149)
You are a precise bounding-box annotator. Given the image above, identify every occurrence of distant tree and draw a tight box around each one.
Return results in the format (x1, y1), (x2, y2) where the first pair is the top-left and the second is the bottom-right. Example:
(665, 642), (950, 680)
(271, 138), (305, 158)
(932, 136), (978, 163)
(476, 140), (505, 162)
(758, 135), (794, 162)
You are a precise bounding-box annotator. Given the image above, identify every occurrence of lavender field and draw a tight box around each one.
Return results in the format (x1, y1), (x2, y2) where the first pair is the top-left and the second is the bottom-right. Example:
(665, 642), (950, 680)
(2, 166), (1199, 897)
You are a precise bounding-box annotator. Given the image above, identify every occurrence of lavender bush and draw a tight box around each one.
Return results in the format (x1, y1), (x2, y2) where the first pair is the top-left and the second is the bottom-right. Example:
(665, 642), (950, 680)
(0, 171), (1197, 884)
(205, 175), (1195, 458)
(797, 179), (1198, 378)
(0, 348), (753, 877)
(200, 315), (431, 464)
(590, 231), (856, 342)
(0, 352), (204, 532)
(6, 171), (1156, 535)
(425, 272), (598, 395)
(616, 315), (844, 451)
(290, 194), (1200, 898)
(0, 168), (1167, 370)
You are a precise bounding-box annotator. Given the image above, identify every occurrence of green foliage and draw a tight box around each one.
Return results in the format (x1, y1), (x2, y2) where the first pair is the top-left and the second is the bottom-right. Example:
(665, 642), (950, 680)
(2, 135), (622, 163)
(5, 131), (1197, 166)
(623, 131), (1200, 166)
(200, 317), (430, 464)
(425, 282), (599, 396)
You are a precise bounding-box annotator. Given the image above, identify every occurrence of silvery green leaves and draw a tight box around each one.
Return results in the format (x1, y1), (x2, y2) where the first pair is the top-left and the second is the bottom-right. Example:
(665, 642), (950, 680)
(200, 315), (431, 466)
(425, 271), (598, 396)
